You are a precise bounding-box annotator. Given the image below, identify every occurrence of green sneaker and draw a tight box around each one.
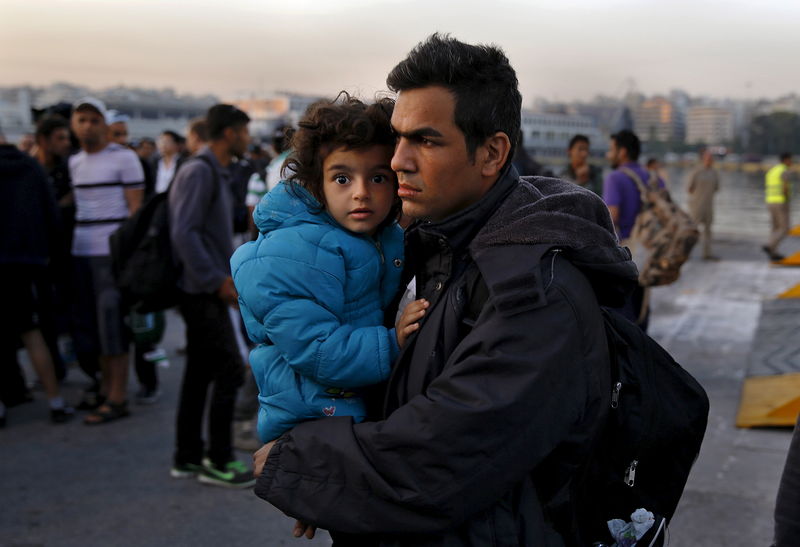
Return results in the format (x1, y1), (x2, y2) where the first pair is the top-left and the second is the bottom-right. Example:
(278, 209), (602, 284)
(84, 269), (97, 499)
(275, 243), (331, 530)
(170, 462), (203, 479)
(198, 458), (255, 489)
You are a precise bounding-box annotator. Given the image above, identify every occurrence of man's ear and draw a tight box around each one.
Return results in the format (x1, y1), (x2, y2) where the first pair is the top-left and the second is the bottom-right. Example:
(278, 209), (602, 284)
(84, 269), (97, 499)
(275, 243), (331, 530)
(480, 131), (512, 177)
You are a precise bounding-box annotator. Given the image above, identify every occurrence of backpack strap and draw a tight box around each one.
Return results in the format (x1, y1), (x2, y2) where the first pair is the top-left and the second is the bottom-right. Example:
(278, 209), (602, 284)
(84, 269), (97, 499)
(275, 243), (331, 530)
(618, 166), (649, 204)
(188, 155), (221, 206)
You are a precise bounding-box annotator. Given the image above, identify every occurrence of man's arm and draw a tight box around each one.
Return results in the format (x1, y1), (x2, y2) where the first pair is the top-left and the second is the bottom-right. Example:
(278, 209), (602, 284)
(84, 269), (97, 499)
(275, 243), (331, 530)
(686, 170), (697, 194)
(603, 172), (623, 232)
(783, 170), (791, 200)
(124, 188), (144, 215)
(169, 163), (228, 294)
(120, 149), (145, 215)
(254, 274), (606, 535)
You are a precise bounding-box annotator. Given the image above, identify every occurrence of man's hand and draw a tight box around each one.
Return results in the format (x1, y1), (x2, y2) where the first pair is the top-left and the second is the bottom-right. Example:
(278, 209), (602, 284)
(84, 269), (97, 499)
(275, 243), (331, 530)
(396, 298), (428, 348)
(253, 440), (276, 478)
(217, 276), (239, 307)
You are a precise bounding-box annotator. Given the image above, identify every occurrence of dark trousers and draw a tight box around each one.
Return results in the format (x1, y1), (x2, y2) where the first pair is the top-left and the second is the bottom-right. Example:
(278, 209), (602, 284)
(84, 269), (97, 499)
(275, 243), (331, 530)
(134, 342), (158, 391)
(174, 292), (243, 467)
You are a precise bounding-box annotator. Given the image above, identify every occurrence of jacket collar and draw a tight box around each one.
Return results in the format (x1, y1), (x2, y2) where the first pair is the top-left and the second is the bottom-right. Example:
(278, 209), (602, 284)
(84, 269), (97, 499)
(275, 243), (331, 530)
(408, 165), (520, 258)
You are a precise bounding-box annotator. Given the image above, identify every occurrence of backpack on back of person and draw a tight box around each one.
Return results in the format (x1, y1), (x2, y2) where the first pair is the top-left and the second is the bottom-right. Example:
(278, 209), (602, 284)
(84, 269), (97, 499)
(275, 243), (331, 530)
(574, 307), (709, 546)
(110, 155), (218, 313)
(621, 167), (699, 287)
(463, 263), (709, 546)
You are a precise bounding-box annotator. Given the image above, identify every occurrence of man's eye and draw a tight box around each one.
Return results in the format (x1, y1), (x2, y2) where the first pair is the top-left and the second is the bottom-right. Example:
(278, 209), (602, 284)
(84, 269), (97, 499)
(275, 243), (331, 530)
(334, 175), (349, 185)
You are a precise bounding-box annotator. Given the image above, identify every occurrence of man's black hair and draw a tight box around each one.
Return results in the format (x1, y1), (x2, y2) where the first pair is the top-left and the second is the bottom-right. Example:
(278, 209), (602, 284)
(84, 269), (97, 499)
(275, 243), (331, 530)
(206, 104), (251, 140)
(781, 152), (792, 162)
(35, 115), (69, 139)
(568, 134), (589, 150)
(387, 33), (521, 163)
(161, 130), (183, 144)
(610, 129), (641, 162)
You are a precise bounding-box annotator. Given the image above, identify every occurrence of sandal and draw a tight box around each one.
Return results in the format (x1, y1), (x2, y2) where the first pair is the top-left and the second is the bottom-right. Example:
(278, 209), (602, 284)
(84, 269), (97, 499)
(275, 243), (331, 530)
(84, 401), (130, 425)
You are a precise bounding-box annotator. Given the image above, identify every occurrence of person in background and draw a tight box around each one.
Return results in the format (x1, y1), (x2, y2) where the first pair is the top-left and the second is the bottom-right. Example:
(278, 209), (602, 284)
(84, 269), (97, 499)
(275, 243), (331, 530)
(17, 133), (35, 154)
(153, 130), (187, 194)
(168, 104), (254, 488)
(31, 115), (74, 381)
(135, 137), (156, 163)
(104, 110), (167, 405)
(0, 138), (75, 427)
(106, 110), (130, 147)
(69, 97), (144, 424)
(603, 129), (663, 330)
(561, 134), (603, 195)
(186, 118), (208, 156)
(763, 153), (793, 262)
(686, 149), (720, 260)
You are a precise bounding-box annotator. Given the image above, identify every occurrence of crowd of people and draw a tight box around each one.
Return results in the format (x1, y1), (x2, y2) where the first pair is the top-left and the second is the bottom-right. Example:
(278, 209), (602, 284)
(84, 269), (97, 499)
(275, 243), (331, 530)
(1, 32), (796, 546)
(0, 95), (289, 487)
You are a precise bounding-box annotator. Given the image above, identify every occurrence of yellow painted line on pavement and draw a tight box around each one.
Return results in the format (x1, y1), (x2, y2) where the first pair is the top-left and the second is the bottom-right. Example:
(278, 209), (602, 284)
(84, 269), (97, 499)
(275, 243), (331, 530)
(789, 225), (800, 237)
(775, 251), (800, 266)
(737, 373), (800, 428)
(778, 284), (800, 298)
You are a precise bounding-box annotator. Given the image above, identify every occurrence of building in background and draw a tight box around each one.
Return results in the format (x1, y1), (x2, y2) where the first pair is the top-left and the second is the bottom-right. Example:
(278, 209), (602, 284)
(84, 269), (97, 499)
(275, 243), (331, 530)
(232, 92), (326, 138)
(633, 96), (685, 143)
(686, 106), (735, 146)
(0, 88), (33, 141)
(520, 110), (604, 158)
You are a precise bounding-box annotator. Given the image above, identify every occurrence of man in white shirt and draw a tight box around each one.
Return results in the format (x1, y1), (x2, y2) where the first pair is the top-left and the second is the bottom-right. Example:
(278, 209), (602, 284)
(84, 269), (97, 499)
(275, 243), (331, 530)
(69, 97), (144, 424)
(154, 130), (186, 194)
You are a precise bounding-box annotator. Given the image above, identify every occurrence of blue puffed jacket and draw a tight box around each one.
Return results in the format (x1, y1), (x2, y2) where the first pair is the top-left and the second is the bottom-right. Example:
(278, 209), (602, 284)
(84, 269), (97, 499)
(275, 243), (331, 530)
(231, 181), (404, 442)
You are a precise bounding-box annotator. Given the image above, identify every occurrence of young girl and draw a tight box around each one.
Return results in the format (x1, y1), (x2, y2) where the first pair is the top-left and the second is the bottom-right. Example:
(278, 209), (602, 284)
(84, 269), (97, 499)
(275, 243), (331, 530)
(231, 95), (426, 444)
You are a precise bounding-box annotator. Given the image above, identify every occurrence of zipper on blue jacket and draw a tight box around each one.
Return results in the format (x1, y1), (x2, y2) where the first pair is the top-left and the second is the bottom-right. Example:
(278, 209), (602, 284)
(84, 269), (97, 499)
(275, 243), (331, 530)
(373, 239), (385, 264)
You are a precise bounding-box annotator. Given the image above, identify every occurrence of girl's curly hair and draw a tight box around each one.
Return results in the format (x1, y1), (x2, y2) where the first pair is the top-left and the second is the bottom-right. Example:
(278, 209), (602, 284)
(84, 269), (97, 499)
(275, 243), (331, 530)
(285, 92), (397, 211)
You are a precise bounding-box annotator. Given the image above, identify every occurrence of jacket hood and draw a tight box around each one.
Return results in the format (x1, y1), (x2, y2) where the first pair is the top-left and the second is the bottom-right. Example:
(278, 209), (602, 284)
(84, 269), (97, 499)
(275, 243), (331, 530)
(471, 174), (639, 306)
(253, 181), (330, 235)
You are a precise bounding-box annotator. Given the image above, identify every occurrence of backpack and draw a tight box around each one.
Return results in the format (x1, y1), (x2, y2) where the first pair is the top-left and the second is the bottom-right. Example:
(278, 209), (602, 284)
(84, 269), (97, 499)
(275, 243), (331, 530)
(620, 167), (699, 287)
(575, 307), (709, 546)
(110, 155), (218, 313)
(464, 263), (709, 546)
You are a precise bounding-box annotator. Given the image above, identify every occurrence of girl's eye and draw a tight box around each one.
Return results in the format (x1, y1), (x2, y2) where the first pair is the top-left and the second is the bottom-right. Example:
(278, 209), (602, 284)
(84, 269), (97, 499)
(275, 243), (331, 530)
(371, 174), (386, 184)
(334, 175), (349, 185)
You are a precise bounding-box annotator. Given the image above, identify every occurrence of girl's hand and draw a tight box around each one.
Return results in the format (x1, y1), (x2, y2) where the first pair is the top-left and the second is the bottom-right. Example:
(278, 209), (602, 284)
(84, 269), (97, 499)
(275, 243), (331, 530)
(293, 520), (317, 539)
(396, 298), (428, 348)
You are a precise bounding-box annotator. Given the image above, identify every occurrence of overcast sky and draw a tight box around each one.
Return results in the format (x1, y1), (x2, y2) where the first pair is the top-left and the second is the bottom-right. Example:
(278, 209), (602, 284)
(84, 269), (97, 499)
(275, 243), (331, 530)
(2, 0), (798, 105)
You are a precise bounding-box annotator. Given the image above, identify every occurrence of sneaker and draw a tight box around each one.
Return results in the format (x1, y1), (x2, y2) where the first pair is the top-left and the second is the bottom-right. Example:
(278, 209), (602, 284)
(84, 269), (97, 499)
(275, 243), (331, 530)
(143, 348), (170, 369)
(51, 406), (75, 424)
(198, 458), (255, 489)
(135, 386), (161, 405)
(170, 462), (203, 479)
(762, 246), (785, 262)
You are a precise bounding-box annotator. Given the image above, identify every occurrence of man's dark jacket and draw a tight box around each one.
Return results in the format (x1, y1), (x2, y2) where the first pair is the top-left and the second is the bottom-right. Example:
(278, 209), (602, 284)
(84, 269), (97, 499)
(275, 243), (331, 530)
(255, 167), (638, 546)
(0, 144), (59, 265)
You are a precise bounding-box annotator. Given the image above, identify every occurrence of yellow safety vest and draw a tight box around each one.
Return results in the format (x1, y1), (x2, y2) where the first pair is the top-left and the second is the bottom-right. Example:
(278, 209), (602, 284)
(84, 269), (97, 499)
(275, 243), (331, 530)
(766, 164), (788, 204)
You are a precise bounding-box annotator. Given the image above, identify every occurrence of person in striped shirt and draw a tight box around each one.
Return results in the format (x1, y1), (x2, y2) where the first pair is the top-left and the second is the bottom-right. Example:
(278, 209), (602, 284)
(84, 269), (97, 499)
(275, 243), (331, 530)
(68, 97), (144, 424)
